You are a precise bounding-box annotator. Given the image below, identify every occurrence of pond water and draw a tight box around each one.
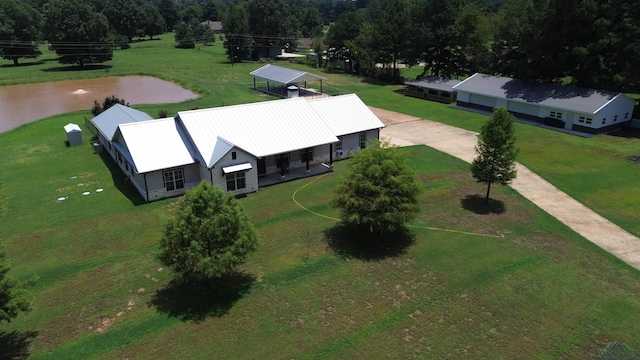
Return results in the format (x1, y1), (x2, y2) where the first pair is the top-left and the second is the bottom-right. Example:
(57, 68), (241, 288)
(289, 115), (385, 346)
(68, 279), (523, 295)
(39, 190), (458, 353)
(0, 76), (199, 133)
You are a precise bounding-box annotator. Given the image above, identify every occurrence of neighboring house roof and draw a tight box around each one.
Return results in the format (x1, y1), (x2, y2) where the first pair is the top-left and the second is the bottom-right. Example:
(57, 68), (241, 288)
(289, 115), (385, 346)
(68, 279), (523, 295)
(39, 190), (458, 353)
(307, 93), (385, 136)
(201, 20), (223, 32)
(178, 97), (339, 168)
(250, 64), (327, 85)
(297, 37), (313, 50)
(114, 118), (194, 173)
(453, 73), (626, 114)
(91, 104), (153, 140)
(405, 76), (462, 92)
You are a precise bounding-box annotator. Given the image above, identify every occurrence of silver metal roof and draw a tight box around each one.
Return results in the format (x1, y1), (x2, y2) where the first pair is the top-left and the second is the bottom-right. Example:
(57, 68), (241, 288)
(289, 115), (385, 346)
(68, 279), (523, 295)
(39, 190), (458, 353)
(307, 93), (385, 136)
(91, 104), (153, 140)
(114, 118), (194, 173)
(250, 64), (327, 85)
(178, 97), (339, 168)
(453, 73), (624, 114)
(405, 76), (462, 92)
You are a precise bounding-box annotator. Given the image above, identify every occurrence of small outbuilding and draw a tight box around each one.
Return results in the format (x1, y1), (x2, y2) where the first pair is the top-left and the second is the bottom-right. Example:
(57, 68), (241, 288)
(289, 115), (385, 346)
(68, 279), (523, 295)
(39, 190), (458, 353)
(64, 123), (82, 146)
(404, 76), (461, 104)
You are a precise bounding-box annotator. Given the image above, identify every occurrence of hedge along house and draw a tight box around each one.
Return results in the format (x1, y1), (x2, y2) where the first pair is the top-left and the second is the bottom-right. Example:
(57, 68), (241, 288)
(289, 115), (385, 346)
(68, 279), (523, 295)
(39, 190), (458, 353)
(250, 64), (327, 98)
(453, 73), (636, 134)
(404, 76), (461, 104)
(92, 94), (384, 202)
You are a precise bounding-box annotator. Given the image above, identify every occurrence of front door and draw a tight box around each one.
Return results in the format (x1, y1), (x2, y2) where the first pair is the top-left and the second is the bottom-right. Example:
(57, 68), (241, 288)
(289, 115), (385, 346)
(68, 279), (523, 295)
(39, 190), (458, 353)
(258, 158), (266, 177)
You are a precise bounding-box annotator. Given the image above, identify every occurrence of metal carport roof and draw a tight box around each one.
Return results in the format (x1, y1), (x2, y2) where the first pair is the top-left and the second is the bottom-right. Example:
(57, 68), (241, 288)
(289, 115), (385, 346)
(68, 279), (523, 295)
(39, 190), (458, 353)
(250, 64), (326, 85)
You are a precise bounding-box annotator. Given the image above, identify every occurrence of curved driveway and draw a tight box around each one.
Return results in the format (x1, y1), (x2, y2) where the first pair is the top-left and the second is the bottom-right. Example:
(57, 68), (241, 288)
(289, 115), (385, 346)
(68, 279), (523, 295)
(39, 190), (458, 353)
(371, 107), (640, 271)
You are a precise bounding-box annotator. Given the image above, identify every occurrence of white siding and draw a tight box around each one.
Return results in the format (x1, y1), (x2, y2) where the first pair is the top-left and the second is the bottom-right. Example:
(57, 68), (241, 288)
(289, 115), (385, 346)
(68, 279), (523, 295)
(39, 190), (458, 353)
(457, 91), (470, 103)
(211, 147), (258, 195)
(596, 94), (635, 128)
(507, 101), (540, 117)
(469, 94), (496, 108)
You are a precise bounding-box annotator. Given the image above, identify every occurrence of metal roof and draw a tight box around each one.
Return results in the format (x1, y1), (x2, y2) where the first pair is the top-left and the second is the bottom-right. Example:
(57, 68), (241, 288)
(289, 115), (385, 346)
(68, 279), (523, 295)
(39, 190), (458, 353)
(307, 94), (385, 136)
(250, 64), (326, 85)
(115, 118), (194, 173)
(91, 104), (153, 140)
(453, 73), (624, 114)
(405, 76), (462, 92)
(177, 97), (339, 168)
(64, 123), (81, 133)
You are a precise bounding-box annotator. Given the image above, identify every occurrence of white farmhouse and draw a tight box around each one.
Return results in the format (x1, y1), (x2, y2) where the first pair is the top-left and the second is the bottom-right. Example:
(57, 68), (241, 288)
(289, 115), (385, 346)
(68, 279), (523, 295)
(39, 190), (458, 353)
(453, 73), (635, 134)
(92, 94), (384, 202)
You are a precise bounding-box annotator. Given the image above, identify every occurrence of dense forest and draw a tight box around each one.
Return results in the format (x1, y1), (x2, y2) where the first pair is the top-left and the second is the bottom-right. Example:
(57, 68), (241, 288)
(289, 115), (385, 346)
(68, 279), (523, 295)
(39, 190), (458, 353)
(2, 0), (640, 92)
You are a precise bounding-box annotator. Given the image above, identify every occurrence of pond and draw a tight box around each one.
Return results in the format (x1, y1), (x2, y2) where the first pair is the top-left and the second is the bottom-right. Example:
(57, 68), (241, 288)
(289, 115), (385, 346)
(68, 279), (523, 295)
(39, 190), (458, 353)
(0, 76), (199, 133)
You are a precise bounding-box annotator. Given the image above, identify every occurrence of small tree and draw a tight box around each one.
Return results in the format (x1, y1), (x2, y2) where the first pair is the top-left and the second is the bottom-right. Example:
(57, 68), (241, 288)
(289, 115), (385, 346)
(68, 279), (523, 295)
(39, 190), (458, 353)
(91, 95), (128, 116)
(158, 182), (259, 283)
(331, 140), (422, 234)
(471, 107), (519, 203)
(0, 244), (33, 323)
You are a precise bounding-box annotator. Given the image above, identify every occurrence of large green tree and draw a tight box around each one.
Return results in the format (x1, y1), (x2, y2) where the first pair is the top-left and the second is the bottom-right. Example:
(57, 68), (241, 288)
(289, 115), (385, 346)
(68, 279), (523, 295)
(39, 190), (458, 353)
(158, 182), (259, 282)
(157, 0), (179, 31)
(223, 2), (251, 63)
(0, 0), (42, 66)
(331, 140), (422, 234)
(471, 107), (519, 203)
(43, 0), (113, 67)
(373, 0), (413, 81)
(102, 0), (142, 42)
(140, 3), (166, 40)
(0, 244), (33, 323)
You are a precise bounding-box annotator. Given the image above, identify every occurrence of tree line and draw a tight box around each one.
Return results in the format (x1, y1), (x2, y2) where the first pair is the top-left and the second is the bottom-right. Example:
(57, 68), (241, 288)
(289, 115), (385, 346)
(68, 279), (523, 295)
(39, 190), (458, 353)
(317, 0), (640, 91)
(2, 0), (639, 92)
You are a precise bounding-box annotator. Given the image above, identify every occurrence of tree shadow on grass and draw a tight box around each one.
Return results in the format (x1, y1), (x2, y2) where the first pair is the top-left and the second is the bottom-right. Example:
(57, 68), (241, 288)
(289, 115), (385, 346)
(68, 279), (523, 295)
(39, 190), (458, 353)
(461, 194), (506, 215)
(0, 330), (38, 360)
(324, 223), (415, 261)
(41, 64), (112, 72)
(150, 272), (254, 323)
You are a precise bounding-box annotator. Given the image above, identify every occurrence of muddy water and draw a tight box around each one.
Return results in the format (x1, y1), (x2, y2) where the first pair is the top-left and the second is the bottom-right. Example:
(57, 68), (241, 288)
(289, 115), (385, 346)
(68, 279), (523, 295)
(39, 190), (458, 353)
(0, 76), (199, 133)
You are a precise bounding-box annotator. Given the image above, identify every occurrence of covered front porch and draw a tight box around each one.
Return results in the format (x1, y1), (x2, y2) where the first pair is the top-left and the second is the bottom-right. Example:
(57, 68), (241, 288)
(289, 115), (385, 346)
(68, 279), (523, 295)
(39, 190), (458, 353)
(258, 161), (334, 187)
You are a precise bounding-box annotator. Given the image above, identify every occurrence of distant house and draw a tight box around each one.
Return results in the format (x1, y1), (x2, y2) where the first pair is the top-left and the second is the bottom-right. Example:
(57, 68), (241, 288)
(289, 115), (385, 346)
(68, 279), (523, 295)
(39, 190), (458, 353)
(297, 38), (313, 52)
(92, 94), (384, 202)
(453, 73), (635, 133)
(404, 76), (461, 104)
(201, 20), (223, 33)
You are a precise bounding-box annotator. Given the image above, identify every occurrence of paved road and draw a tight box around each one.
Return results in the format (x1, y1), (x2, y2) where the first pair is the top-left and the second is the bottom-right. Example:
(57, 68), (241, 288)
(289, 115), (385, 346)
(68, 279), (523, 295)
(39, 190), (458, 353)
(371, 107), (640, 271)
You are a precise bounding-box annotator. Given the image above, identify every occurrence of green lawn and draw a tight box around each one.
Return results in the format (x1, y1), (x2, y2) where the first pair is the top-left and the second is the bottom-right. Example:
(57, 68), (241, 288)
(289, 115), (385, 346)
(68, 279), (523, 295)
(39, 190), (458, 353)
(1, 35), (640, 358)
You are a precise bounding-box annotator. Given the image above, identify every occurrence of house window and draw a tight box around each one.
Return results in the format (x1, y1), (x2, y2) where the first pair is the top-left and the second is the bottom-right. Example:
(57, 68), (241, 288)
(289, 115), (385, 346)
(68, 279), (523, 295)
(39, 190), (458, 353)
(126, 163), (129, 172)
(226, 171), (246, 191)
(232, 151), (237, 160)
(108, 142), (112, 150)
(300, 148), (314, 162)
(602, 118), (606, 125)
(117, 152), (123, 163)
(428, 89), (438, 96)
(614, 115), (618, 122)
(586, 117), (592, 124)
(336, 138), (342, 151)
(578, 116), (593, 124)
(359, 132), (367, 149)
(625, 113), (629, 119)
(550, 111), (563, 119)
(163, 169), (184, 191)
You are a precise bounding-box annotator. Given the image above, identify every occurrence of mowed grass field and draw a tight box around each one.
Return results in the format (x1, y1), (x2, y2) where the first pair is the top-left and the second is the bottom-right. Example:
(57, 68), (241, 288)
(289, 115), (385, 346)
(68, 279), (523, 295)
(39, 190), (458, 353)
(1, 35), (640, 358)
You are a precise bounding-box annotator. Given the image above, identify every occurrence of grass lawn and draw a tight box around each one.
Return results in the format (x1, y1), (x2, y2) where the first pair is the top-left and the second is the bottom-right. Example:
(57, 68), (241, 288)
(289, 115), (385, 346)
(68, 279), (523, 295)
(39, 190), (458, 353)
(1, 34), (640, 358)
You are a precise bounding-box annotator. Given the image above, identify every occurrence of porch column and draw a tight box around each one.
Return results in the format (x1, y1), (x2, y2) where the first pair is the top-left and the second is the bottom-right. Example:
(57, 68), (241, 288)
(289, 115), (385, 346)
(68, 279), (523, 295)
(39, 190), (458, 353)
(329, 143), (333, 165)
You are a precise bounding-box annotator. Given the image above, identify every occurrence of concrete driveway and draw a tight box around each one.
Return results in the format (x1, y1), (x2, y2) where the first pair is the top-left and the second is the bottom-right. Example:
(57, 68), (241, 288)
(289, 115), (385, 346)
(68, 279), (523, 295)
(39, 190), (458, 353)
(372, 107), (640, 271)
